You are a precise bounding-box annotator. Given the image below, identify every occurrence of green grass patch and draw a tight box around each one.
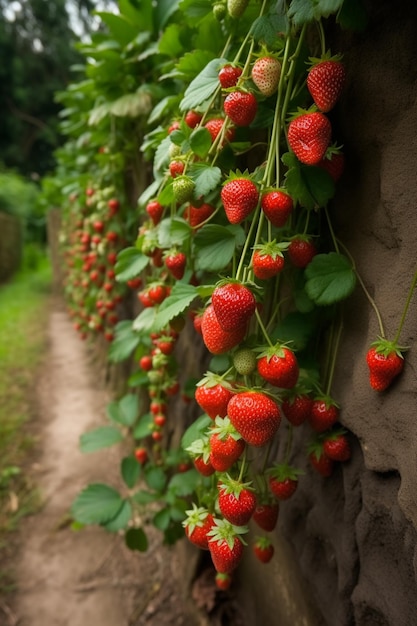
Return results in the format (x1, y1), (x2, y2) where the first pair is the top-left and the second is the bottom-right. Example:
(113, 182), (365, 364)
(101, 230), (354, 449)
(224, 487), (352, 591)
(0, 254), (52, 590)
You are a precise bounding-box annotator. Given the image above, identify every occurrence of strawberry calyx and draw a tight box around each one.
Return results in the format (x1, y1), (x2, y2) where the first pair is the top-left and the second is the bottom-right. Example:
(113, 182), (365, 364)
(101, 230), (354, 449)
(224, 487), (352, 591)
(254, 535), (273, 550)
(210, 416), (243, 442)
(255, 341), (296, 361)
(286, 105), (321, 122)
(182, 503), (213, 535)
(196, 370), (236, 391)
(222, 168), (258, 185)
(218, 474), (255, 499)
(306, 51), (344, 68)
(252, 240), (289, 259)
(186, 436), (211, 463)
(266, 463), (304, 481)
(369, 337), (407, 358)
(207, 518), (248, 550)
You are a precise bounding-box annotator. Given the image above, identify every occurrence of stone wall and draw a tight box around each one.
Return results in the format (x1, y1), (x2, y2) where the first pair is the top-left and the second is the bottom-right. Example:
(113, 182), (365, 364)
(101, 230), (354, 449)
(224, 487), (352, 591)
(234, 2), (417, 625)
(0, 212), (21, 282)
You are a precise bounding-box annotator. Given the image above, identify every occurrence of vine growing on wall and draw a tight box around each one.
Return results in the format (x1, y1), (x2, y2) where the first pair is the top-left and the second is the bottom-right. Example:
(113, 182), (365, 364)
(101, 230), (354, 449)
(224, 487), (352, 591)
(48, 0), (416, 587)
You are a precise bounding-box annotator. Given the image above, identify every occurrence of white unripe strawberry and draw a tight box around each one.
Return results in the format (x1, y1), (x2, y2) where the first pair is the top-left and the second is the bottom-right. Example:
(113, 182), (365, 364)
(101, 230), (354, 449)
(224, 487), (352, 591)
(251, 56), (281, 97)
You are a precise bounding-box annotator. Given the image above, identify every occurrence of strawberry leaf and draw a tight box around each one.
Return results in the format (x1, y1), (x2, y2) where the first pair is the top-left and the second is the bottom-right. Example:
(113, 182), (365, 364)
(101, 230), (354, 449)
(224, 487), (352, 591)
(115, 247), (149, 281)
(133, 413), (154, 439)
(181, 414), (212, 450)
(180, 57), (227, 112)
(121, 456), (141, 489)
(152, 283), (199, 331)
(103, 499), (132, 532)
(125, 527), (148, 552)
(282, 152), (335, 209)
(194, 224), (245, 272)
(132, 307), (157, 334)
(190, 127), (212, 158)
(288, 0), (344, 25)
(251, 12), (288, 46)
(305, 253), (356, 305)
(175, 49), (217, 80)
(71, 483), (124, 524)
(80, 426), (124, 453)
(188, 162), (222, 197)
(157, 217), (192, 248)
(109, 320), (140, 362)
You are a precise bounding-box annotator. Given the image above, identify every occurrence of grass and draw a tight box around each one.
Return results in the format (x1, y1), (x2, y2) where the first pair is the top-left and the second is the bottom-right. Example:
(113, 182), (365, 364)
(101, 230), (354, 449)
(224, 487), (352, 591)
(0, 254), (52, 592)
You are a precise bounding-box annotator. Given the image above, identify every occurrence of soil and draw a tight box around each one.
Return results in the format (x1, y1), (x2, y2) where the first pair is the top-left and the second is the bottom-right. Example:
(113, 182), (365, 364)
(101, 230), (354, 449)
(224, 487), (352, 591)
(1, 300), (242, 626)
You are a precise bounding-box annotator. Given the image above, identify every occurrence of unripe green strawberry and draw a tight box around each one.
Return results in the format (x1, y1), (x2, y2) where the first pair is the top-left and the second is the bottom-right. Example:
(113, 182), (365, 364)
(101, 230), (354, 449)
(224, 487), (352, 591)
(251, 56), (281, 97)
(233, 348), (257, 375)
(173, 175), (195, 204)
(213, 2), (227, 20)
(227, 0), (249, 18)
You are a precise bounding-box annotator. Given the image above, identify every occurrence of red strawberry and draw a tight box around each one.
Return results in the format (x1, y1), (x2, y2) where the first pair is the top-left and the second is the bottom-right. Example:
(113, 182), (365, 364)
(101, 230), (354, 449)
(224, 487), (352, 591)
(139, 355), (153, 371)
(227, 391), (281, 447)
(184, 110), (203, 128)
(134, 447), (148, 465)
(307, 59), (346, 112)
(209, 417), (246, 472)
(308, 397), (339, 433)
(323, 430), (351, 462)
(366, 339), (405, 391)
(146, 200), (164, 225)
(148, 284), (168, 304)
(257, 344), (299, 389)
(218, 64), (242, 88)
(169, 160), (185, 178)
(107, 198), (120, 215)
(221, 176), (259, 224)
(253, 537), (274, 563)
(201, 304), (247, 354)
(224, 91), (257, 127)
(252, 244), (285, 280)
(195, 372), (235, 419)
(308, 441), (334, 477)
(218, 478), (257, 526)
(287, 112), (332, 165)
(212, 281), (256, 331)
(215, 572), (231, 590)
(207, 519), (247, 573)
(287, 237), (317, 268)
(281, 393), (313, 426)
(251, 56), (281, 97)
(184, 202), (215, 228)
(261, 189), (293, 227)
(194, 455), (216, 477)
(317, 149), (345, 182)
(253, 502), (279, 532)
(268, 464), (302, 500)
(205, 118), (235, 145)
(165, 251), (186, 279)
(138, 289), (155, 308)
(183, 505), (215, 550)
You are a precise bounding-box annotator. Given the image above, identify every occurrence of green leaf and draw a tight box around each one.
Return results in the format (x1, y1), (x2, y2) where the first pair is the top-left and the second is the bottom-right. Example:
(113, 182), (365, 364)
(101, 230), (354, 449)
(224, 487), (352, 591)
(168, 469), (201, 497)
(144, 466), (167, 492)
(158, 23), (183, 57)
(94, 12), (139, 46)
(115, 248), (149, 282)
(180, 58), (226, 112)
(270, 311), (319, 351)
(337, 0), (368, 31)
(288, 0), (315, 25)
(188, 163), (222, 197)
(193, 224), (245, 272)
(80, 426), (123, 453)
(189, 128), (212, 159)
(175, 49), (216, 80)
(251, 13), (288, 45)
(283, 152), (335, 210)
(71, 484), (123, 525)
(109, 321), (140, 363)
(121, 456), (141, 489)
(103, 500), (132, 532)
(118, 394), (139, 427)
(132, 307), (157, 334)
(125, 527), (149, 552)
(152, 283), (198, 332)
(110, 91), (152, 118)
(128, 370), (149, 388)
(153, 507), (171, 531)
(133, 413), (154, 439)
(132, 490), (160, 505)
(305, 253), (356, 305)
(157, 217), (192, 248)
(181, 414), (212, 450)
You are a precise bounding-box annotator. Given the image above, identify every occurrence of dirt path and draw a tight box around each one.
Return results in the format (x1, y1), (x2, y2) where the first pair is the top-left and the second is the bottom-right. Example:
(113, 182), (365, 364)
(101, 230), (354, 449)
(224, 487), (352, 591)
(8, 302), (206, 626)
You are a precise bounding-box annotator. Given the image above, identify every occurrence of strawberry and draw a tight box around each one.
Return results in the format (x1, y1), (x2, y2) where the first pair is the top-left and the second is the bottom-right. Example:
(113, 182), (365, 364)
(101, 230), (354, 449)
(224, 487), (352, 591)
(323, 430), (351, 462)
(184, 202), (215, 228)
(252, 242), (285, 280)
(154, 413), (166, 427)
(145, 200), (164, 225)
(169, 160), (185, 178)
(307, 59), (346, 112)
(164, 251), (186, 279)
(215, 572), (231, 590)
(139, 355), (153, 371)
(227, 0), (249, 18)
(366, 339), (405, 391)
(195, 372), (235, 419)
(221, 176), (259, 224)
(308, 440), (334, 477)
(138, 289), (155, 308)
(187, 436), (216, 477)
(233, 348), (257, 375)
(183, 505), (215, 550)
(224, 90), (257, 127)
(268, 464), (302, 500)
(308, 397), (339, 433)
(261, 189), (293, 227)
(204, 117), (235, 145)
(184, 110), (203, 128)
(251, 56), (281, 97)
(227, 391), (281, 447)
(252, 502), (279, 532)
(201, 304), (248, 354)
(148, 284), (168, 304)
(317, 148), (345, 182)
(281, 393), (313, 426)
(257, 344), (299, 389)
(173, 175), (195, 204)
(218, 477), (257, 526)
(194, 455), (216, 477)
(253, 537), (274, 563)
(287, 111), (332, 165)
(219, 64), (243, 88)
(212, 281), (256, 331)
(209, 416), (246, 471)
(287, 237), (317, 268)
(207, 519), (247, 573)
(134, 447), (148, 465)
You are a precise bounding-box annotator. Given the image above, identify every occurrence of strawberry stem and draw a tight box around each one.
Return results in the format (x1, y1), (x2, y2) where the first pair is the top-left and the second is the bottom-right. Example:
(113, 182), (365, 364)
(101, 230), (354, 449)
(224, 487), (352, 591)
(393, 267), (417, 345)
(255, 308), (274, 347)
(325, 311), (343, 396)
(284, 424), (293, 464)
(317, 20), (326, 57)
